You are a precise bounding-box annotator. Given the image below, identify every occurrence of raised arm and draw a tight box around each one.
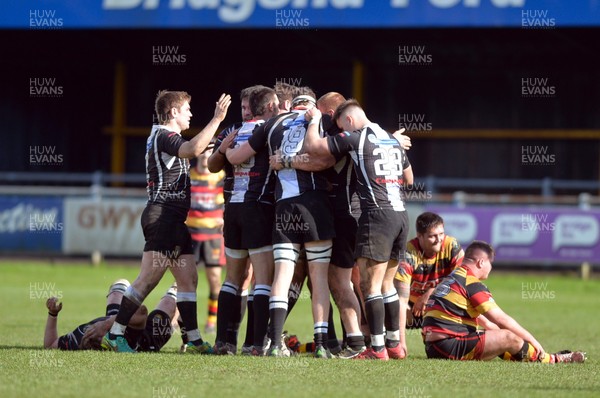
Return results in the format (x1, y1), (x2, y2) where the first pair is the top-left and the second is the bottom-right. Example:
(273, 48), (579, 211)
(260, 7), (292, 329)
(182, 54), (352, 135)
(179, 94), (231, 159)
(44, 297), (63, 349)
(302, 108), (335, 159)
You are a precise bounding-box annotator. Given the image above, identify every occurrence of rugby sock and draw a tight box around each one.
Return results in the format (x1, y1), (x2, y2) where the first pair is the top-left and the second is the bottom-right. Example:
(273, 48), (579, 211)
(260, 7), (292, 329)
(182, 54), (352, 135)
(109, 286), (143, 338)
(177, 316), (188, 344)
(177, 292), (203, 345)
(216, 282), (238, 344)
(268, 296), (288, 346)
(347, 333), (366, 351)
(225, 289), (245, 346)
(326, 304), (341, 352)
(383, 289), (400, 348)
(106, 303), (120, 317)
(207, 293), (218, 327)
(243, 290), (255, 347)
(501, 341), (538, 362)
(286, 282), (302, 319)
(253, 285), (271, 348)
(314, 322), (328, 347)
(364, 294), (385, 352)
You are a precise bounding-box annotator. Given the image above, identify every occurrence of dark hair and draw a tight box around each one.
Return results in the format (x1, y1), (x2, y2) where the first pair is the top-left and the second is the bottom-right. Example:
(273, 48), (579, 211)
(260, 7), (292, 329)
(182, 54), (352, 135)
(154, 90), (191, 124)
(273, 82), (298, 103)
(416, 212), (444, 235)
(464, 240), (495, 261)
(249, 87), (277, 117)
(333, 98), (361, 122)
(240, 85), (268, 101)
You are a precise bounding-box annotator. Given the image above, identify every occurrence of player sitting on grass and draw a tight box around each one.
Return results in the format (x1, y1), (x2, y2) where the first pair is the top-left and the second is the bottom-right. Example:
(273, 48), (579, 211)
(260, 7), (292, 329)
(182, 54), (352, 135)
(422, 241), (586, 363)
(44, 279), (179, 352)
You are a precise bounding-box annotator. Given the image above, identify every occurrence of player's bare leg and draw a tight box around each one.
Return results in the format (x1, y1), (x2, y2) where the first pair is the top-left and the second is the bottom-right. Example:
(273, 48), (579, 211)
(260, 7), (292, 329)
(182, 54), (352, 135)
(329, 265), (365, 357)
(355, 257), (389, 359)
(305, 240), (332, 357)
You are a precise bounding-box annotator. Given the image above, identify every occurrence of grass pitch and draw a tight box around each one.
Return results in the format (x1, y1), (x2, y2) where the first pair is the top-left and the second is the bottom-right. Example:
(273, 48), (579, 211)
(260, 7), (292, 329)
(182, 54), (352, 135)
(0, 260), (598, 398)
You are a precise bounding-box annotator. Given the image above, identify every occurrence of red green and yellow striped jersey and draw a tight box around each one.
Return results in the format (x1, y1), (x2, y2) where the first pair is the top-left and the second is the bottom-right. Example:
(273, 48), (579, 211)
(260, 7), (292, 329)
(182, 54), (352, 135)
(422, 265), (498, 337)
(395, 235), (463, 303)
(185, 166), (224, 241)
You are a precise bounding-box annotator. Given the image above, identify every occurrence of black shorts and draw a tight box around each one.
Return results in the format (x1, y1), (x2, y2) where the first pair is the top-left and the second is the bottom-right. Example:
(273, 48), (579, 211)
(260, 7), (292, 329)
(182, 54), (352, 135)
(137, 310), (173, 352)
(223, 202), (274, 250)
(330, 215), (358, 269)
(193, 239), (224, 267)
(424, 332), (485, 360)
(355, 209), (408, 263)
(273, 191), (335, 245)
(141, 204), (193, 257)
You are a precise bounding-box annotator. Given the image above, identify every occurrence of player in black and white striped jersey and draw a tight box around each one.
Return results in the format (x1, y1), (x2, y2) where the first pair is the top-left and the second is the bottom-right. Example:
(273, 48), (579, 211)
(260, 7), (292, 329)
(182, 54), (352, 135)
(227, 88), (335, 358)
(214, 87), (281, 355)
(302, 99), (413, 360)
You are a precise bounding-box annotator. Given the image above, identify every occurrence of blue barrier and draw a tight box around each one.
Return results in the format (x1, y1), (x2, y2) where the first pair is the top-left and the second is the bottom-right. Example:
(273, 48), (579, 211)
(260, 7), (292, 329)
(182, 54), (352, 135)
(0, 196), (63, 252)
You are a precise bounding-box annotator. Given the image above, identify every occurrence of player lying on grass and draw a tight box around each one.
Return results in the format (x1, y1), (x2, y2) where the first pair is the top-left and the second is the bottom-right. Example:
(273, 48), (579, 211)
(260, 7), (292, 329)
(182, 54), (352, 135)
(44, 279), (179, 352)
(422, 240), (586, 363)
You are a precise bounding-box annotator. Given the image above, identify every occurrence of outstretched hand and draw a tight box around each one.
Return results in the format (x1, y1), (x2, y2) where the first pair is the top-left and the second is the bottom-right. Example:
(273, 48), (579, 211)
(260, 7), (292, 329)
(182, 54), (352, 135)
(213, 94), (232, 122)
(393, 128), (412, 151)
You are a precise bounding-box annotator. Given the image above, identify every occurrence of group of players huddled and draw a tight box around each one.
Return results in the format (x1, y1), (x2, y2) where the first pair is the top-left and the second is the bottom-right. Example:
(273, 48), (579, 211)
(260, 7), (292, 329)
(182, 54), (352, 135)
(44, 83), (585, 363)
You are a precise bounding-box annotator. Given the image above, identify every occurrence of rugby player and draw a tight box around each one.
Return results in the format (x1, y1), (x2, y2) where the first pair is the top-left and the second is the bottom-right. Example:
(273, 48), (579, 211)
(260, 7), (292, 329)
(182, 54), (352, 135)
(422, 240), (586, 363)
(102, 90), (231, 353)
(45, 280), (178, 352)
(214, 86), (280, 355)
(395, 212), (464, 357)
(227, 88), (335, 358)
(301, 99), (413, 360)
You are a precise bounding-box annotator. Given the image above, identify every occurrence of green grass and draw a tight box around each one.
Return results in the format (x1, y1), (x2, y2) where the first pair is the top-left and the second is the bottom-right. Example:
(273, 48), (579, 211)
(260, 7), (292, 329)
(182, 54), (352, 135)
(0, 260), (598, 398)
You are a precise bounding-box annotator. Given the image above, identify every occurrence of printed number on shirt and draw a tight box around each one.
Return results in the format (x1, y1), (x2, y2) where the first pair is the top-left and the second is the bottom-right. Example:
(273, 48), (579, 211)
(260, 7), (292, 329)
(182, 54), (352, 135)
(373, 147), (403, 176)
(281, 126), (305, 156)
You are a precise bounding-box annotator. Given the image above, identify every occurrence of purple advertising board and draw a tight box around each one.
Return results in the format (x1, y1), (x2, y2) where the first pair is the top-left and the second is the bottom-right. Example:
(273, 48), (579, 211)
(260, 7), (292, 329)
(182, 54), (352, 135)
(425, 206), (600, 265)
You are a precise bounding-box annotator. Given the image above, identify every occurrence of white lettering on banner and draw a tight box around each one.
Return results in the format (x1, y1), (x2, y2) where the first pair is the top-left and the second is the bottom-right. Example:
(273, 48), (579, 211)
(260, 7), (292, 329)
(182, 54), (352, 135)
(103, 0), (522, 23)
(491, 214), (537, 247)
(63, 199), (146, 256)
(439, 213), (477, 244)
(553, 215), (599, 251)
(0, 204), (60, 233)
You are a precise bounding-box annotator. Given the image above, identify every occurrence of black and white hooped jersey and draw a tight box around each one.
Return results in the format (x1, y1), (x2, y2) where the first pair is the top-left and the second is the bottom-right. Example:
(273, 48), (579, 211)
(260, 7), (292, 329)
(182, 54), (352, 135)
(248, 110), (329, 201)
(145, 125), (190, 213)
(214, 123), (242, 204)
(228, 119), (275, 204)
(328, 123), (410, 212)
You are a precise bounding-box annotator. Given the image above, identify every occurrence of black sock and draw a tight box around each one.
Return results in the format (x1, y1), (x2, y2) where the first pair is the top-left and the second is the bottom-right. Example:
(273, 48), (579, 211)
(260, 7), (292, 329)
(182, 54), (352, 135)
(268, 308), (287, 343)
(216, 283), (238, 344)
(177, 300), (201, 344)
(314, 332), (327, 347)
(383, 290), (400, 346)
(106, 303), (120, 317)
(253, 293), (270, 348)
(347, 335), (365, 351)
(111, 296), (140, 338)
(226, 293), (243, 346)
(326, 304), (340, 350)
(177, 317), (188, 344)
(364, 294), (384, 350)
(244, 295), (254, 346)
(286, 288), (301, 320)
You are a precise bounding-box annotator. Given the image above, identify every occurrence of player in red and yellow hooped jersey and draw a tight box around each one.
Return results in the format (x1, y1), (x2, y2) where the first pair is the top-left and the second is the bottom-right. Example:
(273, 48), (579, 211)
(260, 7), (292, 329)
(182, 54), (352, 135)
(421, 240), (586, 363)
(394, 212), (463, 357)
